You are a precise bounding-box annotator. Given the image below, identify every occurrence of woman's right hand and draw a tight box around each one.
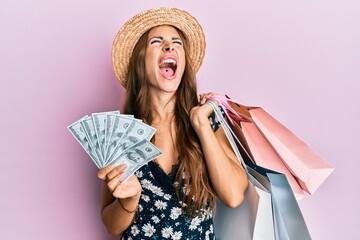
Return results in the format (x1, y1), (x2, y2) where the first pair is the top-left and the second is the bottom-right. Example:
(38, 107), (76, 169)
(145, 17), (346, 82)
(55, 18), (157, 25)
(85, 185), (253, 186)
(98, 164), (142, 200)
(98, 165), (141, 236)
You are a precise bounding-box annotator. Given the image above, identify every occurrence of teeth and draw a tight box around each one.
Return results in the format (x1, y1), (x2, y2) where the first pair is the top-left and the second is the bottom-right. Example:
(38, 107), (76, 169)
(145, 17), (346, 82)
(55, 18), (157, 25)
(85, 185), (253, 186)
(161, 58), (176, 65)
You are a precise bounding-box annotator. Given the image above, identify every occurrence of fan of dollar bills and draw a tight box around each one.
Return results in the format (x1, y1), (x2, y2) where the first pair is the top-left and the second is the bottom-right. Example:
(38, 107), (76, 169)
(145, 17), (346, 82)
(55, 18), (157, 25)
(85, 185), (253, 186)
(68, 111), (163, 182)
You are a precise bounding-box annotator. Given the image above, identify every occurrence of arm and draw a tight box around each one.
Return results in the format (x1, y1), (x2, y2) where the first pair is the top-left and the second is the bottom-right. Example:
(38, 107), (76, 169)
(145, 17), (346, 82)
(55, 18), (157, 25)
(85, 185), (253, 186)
(98, 164), (141, 236)
(190, 94), (248, 208)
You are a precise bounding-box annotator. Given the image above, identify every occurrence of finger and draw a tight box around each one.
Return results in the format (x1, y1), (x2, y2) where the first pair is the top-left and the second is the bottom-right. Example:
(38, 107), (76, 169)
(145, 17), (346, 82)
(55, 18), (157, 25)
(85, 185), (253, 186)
(112, 176), (140, 199)
(199, 93), (207, 103)
(107, 171), (127, 192)
(97, 164), (115, 180)
(204, 92), (216, 100)
(200, 92), (216, 105)
(107, 164), (127, 181)
(199, 93), (208, 102)
(205, 93), (219, 105)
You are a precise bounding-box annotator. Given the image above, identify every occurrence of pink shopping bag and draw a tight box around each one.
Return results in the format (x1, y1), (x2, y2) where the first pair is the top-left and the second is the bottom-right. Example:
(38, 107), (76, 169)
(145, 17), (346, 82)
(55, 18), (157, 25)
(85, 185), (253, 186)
(211, 95), (334, 195)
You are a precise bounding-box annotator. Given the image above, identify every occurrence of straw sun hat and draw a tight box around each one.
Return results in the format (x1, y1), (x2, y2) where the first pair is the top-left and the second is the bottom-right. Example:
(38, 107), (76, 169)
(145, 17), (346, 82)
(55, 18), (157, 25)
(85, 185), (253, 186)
(112, 7), (206, 87)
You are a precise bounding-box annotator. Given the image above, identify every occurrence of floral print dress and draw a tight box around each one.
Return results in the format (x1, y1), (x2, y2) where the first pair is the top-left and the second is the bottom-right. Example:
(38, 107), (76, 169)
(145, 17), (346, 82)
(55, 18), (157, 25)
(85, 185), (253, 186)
(120, 111), (222, 240)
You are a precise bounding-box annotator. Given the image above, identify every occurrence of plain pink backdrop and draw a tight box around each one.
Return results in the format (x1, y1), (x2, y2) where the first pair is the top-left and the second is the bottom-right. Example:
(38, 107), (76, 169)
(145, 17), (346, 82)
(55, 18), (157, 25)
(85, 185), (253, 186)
(1, 0), (359, 239)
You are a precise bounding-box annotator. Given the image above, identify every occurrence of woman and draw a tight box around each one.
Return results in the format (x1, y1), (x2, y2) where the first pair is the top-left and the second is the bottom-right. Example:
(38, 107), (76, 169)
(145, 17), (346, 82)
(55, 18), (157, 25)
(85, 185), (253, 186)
(98, 7), (248, 239)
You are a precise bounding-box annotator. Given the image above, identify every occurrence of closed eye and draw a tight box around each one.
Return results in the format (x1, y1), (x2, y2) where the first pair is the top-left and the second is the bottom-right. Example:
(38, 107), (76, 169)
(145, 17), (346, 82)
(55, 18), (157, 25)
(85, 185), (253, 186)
(149, 39), (162, 45)
(173, 40), (183, 45)
(149, 36), (183, 46)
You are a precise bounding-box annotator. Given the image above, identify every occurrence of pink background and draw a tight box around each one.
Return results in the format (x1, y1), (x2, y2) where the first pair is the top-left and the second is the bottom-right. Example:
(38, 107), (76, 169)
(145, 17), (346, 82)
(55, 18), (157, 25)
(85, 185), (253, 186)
(1, 0), (359, 239)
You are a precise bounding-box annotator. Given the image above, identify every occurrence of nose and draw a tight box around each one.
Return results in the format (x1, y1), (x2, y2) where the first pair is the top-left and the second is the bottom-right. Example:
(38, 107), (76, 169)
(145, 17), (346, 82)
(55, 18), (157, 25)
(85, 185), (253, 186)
(163, 41), (174, 52)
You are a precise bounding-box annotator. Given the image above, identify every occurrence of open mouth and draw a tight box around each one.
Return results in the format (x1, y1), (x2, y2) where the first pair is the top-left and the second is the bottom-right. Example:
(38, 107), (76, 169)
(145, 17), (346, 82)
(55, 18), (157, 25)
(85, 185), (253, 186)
(159, 57), (177, 79)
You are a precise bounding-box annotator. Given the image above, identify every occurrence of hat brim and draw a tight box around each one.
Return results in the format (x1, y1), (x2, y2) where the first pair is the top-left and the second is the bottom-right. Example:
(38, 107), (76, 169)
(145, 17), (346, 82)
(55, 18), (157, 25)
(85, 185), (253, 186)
(112, 7), (206, 87)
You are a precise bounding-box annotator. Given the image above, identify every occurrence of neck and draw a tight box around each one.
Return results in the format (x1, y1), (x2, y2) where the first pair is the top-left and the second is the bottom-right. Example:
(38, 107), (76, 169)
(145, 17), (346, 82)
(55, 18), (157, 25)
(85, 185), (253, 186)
(150, 91), (177, 121)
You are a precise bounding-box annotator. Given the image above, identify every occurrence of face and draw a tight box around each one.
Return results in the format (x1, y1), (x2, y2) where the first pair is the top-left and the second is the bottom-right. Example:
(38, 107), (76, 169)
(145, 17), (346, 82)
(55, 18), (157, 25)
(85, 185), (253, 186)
(128, 152), (144, 163)
(145, 25), (186, 94)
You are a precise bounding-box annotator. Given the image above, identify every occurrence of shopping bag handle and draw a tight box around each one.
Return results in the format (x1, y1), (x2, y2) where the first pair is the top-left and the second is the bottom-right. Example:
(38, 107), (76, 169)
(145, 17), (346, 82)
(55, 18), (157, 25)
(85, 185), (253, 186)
(207, 100), (254, 175)
(208, 95), (252, 124)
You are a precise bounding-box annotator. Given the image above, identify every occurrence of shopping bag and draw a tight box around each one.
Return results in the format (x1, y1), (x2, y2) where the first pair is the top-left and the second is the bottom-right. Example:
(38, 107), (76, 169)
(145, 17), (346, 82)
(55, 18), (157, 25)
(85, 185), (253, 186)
(247, 162), (312, 240)
(210, 95), (334, 195)
(214, 175), (276, 240)
(209, 101), (274, 240)
(248, 173), (275, 240)
(210, 96), (306, 200)
(209, 101), (312, 240)
(214, 183), (261, 239)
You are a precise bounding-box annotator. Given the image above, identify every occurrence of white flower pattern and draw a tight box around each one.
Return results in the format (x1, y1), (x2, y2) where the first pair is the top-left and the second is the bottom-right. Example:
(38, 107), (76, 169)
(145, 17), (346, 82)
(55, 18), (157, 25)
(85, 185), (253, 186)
(164, 193), (172, 200)
(130, 225), (139, 236)
(141, 194), (150, 202)
(135, 170), (143, 178)
(155, 200), (167, 210)
(142, 223), (156, 237)
(189, 216), (201, 231)
(161, 226), (173, 238)
(150, 185), (164, 196)
(151, 215), (160, 224)
(171, 231), (183, 240)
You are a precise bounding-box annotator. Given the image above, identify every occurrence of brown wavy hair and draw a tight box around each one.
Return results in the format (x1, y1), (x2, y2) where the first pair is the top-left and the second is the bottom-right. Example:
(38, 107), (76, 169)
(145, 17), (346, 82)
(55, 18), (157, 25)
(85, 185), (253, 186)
(122, 26), (216, 216)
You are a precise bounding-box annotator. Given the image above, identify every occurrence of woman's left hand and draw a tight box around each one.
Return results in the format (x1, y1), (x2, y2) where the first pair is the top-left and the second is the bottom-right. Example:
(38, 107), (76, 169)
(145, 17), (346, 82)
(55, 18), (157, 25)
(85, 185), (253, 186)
(190, 92), (218, 132)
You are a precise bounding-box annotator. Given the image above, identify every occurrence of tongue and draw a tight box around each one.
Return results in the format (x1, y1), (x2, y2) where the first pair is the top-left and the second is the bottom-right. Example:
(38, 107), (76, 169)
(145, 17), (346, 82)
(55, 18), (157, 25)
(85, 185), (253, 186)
(160, 67), (175, 78)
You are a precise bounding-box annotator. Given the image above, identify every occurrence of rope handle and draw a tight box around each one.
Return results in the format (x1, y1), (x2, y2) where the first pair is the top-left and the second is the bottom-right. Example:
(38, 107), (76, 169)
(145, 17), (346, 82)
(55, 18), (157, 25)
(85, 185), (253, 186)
(208, 95), (253, 124)
(207, 100), (254, 175)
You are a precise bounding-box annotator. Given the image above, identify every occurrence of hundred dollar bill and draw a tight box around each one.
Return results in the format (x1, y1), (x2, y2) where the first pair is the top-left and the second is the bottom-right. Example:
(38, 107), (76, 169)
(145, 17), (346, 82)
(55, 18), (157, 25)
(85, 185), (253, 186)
(92, 111), (120, 160)
(112, 139), (163, 182)
(107, 118), (156, 163)
(81, 118), (104, 166)
(105, 113), (118, 158)
(67, 116), (101, 168)
(104, 113), (133, 159)
(105, 114), (134, 163)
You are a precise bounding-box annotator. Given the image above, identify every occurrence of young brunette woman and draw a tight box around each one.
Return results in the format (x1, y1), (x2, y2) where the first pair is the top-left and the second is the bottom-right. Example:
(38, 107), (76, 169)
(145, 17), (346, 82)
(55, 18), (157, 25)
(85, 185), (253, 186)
(97, 7), (248, 239)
